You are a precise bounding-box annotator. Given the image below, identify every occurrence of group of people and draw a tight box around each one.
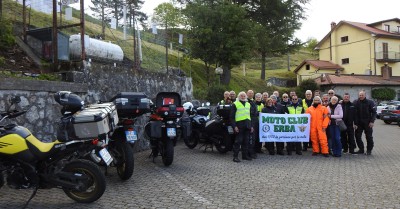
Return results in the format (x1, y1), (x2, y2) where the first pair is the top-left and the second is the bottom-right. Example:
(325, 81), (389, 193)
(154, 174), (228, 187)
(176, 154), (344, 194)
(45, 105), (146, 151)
(221, 89), (377, 162)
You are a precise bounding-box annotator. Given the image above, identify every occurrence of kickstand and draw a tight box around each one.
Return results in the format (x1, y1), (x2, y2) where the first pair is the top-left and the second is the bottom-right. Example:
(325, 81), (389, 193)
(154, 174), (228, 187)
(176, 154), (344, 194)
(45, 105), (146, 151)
(22, 186), (38, 209)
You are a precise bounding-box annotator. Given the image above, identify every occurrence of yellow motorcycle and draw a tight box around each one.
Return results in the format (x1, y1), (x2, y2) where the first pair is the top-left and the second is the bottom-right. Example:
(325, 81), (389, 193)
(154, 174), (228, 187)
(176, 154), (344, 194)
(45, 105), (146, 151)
(0, 97), (106, 207)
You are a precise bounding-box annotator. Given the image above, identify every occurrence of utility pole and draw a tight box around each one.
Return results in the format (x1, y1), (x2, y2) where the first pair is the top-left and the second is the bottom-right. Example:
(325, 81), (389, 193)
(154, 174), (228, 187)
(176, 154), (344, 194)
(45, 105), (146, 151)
(52, 0), (58, 71)
(165, 20), (169, 74)
(23, 0), (27, 42)
(80, 0), (85, 61)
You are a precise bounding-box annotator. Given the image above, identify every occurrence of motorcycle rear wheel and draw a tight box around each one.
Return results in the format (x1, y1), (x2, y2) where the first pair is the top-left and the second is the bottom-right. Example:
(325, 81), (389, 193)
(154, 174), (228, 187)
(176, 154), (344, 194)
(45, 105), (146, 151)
(214, 131), (231, 154)
(113, 142), (134, 181)
(161, 139), (174, 166)
(62, 159), (106, 203)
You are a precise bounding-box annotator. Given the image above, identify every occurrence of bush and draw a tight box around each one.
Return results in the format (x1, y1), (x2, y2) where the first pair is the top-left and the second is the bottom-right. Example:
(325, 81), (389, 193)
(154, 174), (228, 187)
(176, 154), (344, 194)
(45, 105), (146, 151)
(206, 85), (227, 105)
(0, 56), (5, 65)
(297, 79), (319, 95)
(372, 87), (396, 101)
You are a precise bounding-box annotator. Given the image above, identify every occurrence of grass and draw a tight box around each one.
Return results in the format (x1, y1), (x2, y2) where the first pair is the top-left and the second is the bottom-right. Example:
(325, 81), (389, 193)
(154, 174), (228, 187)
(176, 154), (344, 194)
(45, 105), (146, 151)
(3, 0), (317, 99)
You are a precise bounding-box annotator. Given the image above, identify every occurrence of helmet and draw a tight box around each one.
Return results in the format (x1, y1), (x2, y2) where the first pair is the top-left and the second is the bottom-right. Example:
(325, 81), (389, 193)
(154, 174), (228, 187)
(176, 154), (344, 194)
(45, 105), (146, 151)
(54, 91), (84, 114)
(182, 102), (194, 112)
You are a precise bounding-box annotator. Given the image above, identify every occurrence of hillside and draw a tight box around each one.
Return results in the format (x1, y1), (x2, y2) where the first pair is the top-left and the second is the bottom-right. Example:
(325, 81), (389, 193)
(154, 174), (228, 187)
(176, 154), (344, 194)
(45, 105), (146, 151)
(1, 0), (317, 101)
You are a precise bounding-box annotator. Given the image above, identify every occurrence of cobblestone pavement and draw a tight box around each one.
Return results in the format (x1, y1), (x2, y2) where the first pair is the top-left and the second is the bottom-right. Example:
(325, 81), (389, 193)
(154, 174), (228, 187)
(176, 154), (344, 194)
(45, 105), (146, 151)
(1, 122), (399, 208)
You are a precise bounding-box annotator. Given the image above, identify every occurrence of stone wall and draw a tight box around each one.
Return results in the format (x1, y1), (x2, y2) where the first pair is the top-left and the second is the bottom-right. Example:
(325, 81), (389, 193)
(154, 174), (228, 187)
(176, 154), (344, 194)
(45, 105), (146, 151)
(0, 62), (193, 151)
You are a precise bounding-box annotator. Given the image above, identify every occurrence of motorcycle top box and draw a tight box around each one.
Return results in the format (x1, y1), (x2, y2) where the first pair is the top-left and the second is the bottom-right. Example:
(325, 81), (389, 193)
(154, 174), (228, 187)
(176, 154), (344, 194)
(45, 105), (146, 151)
(216, 105), (232, 118)
(111, 92), (151, 118)
(196, 107), (211, 117)
(154, 92), (184, 119)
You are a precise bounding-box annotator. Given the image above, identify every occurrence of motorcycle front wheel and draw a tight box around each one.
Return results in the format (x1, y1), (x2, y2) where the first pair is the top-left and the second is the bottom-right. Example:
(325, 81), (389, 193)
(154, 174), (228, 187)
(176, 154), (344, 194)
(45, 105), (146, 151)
(161, 139), (174, 166)
(62, 159), (106, 203)
(113, 142), (134, 180)
(184, 131), (199, 149)
(214, 131), (231, 154)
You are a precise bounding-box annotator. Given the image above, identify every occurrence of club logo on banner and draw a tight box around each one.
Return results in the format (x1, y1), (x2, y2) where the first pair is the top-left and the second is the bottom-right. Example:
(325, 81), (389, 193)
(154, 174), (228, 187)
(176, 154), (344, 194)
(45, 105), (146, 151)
(259, 113), (311, 142)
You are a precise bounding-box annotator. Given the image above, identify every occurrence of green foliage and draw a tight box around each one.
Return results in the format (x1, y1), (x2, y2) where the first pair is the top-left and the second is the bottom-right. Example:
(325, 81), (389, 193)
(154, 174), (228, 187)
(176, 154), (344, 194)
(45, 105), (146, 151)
(372, 87), (396, 101)
(0, 56), (5, 65)
(305, 38), (319, 56)
(38, 73), (59, 81)
(0, 19), (15, 49)
(297, 79), (319, 95)
(206, 85), (227, 105)
(153, 3), (183, 28)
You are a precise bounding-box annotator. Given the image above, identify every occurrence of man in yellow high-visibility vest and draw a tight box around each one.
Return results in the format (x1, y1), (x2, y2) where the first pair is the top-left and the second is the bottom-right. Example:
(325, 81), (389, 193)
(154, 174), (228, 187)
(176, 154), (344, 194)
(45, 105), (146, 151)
(285, 95), (305, 155)
(230, 91), (253, 162)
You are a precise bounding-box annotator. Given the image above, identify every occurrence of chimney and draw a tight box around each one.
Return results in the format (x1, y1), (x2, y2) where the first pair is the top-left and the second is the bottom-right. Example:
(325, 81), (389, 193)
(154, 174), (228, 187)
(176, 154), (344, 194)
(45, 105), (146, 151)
(321, 73), (326, 82)
(381, 63), (392, 80)
(335, 69), (341, 77)
(331, 22), (337, 29)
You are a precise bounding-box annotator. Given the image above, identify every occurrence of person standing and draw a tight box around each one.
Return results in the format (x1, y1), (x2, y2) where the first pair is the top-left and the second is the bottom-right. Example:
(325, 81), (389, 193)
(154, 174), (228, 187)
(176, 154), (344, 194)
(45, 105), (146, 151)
(230, 91), (253, 162)
(285, 95), (304, 155)
(302, 90), (314, 151)
(280, 93), (291, 108)
(247, 90), (258, 159)
(353, 90), (376, 155)
(314, 90), (321, 97)
(230, 91), (237, 102)
(273, 91), (281, 103)
(340, 93), (356, 154)
(262, 92), (269, 105)
(262, 97), (285, 155)
(254, 93), (264, 153)
(219, 91), (232, 105)
(328, 96), (343, 157)
(306, 96), (330, 157)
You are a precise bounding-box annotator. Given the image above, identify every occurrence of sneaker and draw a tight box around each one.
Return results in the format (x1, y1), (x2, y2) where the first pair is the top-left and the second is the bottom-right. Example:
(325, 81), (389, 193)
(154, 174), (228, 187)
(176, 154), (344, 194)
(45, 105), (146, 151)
(349, 150), (356, 154)
(250, 154), (257, 159)
(343, 149), (348, 153)
(366, 151), (372, 155)
(242, 156), (252, 161)
(269, 151), (275, 155)
(233, 157), (241, 162)
(287, 151), (292, 155)
(277, 150), (285, 155)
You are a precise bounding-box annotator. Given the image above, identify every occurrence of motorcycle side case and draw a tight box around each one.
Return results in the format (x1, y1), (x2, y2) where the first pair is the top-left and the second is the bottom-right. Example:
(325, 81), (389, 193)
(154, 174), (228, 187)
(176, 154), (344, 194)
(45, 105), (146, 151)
(204, 117), (222, 135)
(86, 102), (119, 131)
(149, 121), (162, 138)
(216, 105), (232, 119)
(72, 108), (110, 139)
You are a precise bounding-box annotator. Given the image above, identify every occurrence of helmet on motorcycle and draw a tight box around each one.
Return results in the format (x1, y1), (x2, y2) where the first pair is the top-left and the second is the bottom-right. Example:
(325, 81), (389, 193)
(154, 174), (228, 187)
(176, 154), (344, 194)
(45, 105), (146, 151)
(54, 91), (84, 114)
(182, 102), (194, 114)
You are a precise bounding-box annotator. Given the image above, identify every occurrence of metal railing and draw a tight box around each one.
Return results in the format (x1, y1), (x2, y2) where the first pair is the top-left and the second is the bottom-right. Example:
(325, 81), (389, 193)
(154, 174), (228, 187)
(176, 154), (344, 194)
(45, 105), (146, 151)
(375, 51), (400, 62)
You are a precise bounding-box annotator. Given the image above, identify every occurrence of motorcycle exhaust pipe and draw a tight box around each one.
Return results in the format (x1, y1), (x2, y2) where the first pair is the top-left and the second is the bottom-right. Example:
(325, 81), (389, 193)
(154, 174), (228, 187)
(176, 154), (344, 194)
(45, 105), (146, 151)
(89, 150), (102, 163)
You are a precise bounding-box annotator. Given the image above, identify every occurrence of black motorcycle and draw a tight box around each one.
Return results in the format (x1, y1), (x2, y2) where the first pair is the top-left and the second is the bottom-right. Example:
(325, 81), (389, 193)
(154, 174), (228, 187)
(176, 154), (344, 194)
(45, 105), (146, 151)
(182, 102), (211, 150)
(0, 96), (106, 206)
(145, 92), (189, 166)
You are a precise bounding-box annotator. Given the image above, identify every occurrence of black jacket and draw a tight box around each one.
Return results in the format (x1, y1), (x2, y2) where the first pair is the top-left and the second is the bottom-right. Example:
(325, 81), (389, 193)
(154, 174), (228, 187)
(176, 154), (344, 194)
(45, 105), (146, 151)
(341, 101), (355, 125)
(353, 98), (376, 125)
(262, 105), (279, 114)
(230, 101), (251, 129)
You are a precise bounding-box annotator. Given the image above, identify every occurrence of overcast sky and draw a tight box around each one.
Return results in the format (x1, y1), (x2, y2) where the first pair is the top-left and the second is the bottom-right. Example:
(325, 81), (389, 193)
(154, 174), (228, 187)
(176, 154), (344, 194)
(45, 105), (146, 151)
(142, 0), (400, 42)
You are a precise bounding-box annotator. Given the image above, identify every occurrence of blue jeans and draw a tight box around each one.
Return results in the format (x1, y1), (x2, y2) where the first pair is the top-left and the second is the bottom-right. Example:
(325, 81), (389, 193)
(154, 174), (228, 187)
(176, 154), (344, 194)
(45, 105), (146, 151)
(329, 124), (342, 156)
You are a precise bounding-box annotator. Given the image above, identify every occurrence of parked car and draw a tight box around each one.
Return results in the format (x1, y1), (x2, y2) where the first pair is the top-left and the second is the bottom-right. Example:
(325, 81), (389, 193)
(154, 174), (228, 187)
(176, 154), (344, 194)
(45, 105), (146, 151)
(380, 105), (400, 124)
(376, 102), (389, 119)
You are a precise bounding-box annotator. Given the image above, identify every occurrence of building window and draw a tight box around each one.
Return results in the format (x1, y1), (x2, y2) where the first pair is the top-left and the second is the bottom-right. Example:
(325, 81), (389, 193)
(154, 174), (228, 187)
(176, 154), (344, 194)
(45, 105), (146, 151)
(341, 36), (348, 42)
(306, 64), (310, 70)
(384, 24), (390, 32)
(342, 58), (349, 64)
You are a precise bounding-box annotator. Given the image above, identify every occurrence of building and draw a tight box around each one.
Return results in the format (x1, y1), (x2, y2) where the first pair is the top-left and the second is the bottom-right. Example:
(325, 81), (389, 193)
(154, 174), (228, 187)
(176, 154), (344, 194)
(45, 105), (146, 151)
(294, 18), (400, 99)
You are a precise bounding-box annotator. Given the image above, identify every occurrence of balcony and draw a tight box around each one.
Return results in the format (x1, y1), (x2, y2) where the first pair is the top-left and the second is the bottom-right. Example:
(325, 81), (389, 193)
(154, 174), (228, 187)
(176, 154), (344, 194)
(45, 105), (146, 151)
(375, 51), (400, 62)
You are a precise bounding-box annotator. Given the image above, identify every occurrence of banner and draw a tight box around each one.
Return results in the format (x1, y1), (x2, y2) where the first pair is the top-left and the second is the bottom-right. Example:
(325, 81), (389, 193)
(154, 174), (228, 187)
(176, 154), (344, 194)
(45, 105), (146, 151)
(259, 113), (310, 142)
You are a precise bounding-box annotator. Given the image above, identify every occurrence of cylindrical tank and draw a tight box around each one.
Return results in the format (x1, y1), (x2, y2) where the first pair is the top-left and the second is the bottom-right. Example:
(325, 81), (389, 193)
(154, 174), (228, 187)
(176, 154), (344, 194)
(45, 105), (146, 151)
(69, 34), (124, 62)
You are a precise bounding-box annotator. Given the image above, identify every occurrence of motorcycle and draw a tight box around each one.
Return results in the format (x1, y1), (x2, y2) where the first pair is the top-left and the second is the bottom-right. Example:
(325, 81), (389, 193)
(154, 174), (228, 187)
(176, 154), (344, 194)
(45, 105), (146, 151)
(144, 92), (189, 166)
(202, 104), (234, 153)
(0, 96), (107, 206)
(182, 101), (211, 150)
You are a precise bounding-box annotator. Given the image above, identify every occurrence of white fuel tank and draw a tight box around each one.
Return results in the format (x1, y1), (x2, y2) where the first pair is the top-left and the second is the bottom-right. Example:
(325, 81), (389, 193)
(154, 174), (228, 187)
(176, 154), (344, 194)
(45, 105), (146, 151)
(69, 34), (124, 62)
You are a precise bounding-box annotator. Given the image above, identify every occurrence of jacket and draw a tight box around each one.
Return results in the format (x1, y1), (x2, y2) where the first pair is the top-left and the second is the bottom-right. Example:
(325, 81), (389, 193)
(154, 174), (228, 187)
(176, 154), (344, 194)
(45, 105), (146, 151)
(302, 98), (313, 111)
(285, 102), (305, 114)
(328, 103), (343, 125)
(341, 101), (355, 125)
(248, 99), (259, 126)
(306, 104), (330, 129)
(353, 98), (376, 125)
(261, 105), (279, 114)
(230, 100), (251, 129)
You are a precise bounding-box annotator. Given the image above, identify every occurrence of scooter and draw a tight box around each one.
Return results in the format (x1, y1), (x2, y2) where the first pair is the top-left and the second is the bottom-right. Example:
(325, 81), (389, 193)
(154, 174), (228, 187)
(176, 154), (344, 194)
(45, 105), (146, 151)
(0, 96), (107, 207)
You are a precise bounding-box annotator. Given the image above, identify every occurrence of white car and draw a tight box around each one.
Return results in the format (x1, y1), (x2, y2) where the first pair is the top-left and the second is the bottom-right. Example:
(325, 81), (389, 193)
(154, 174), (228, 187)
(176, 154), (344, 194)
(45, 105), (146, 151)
(376, 103), (388, 119)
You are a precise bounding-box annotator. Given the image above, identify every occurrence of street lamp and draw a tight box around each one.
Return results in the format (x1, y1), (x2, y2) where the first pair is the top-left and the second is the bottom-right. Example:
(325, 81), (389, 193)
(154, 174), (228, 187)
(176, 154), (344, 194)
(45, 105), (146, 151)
(215, 67), (223, 85)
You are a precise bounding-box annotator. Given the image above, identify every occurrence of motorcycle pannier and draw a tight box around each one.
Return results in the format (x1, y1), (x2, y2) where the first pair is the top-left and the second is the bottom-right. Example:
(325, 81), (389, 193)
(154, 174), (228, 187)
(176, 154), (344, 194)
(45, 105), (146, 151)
(149, 121), (162, 138)
(86, 102), (119, 131)
(72, 108), (111, 139)
(111, 92), (151, 118)
(180, 117), (192, 138)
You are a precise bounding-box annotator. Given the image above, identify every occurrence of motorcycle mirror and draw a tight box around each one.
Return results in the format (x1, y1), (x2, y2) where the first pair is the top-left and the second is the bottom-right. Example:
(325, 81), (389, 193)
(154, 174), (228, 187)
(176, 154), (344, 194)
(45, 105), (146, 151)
(10, 96), (21, 105)
(202, 103), (204, 107)
(206, 102), (210, 106)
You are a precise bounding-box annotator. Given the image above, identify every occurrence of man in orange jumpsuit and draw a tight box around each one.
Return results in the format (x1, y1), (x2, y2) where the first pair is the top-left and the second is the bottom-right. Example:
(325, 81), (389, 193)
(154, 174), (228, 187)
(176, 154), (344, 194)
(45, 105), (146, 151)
(306, 96), (330, 157)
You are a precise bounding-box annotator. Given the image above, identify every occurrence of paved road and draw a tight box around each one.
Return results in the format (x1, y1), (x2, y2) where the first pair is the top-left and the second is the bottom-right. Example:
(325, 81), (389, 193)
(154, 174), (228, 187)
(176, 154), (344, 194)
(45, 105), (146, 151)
(1, 122), (399, 208)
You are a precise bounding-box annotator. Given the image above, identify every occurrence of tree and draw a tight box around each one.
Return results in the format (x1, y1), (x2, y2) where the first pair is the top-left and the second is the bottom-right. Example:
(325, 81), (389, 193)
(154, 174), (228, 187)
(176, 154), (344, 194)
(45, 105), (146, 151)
(126, 0), (147, 28)
(237, 0), (309, 80)
(305, 37), (318, 56)
(184, 1), (253, 85)
(152, 2), (183, 39)
(90, 0), (110, 39)
(372, 87), (396, 102)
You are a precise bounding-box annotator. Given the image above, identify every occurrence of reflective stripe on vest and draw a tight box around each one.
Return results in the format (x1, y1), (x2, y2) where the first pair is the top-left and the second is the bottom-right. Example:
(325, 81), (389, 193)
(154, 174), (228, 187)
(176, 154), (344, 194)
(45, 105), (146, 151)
(234, 101), (251, 121)
(288, 105), (303, 114)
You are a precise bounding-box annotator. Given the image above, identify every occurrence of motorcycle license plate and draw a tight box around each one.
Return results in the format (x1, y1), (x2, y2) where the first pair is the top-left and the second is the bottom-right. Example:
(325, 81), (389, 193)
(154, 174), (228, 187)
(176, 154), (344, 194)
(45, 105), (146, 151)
(99, 148), (113, 166)
(227, 126), (234, 134)
(125, 130), (137, 142)
(167, 128), (176, 137)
